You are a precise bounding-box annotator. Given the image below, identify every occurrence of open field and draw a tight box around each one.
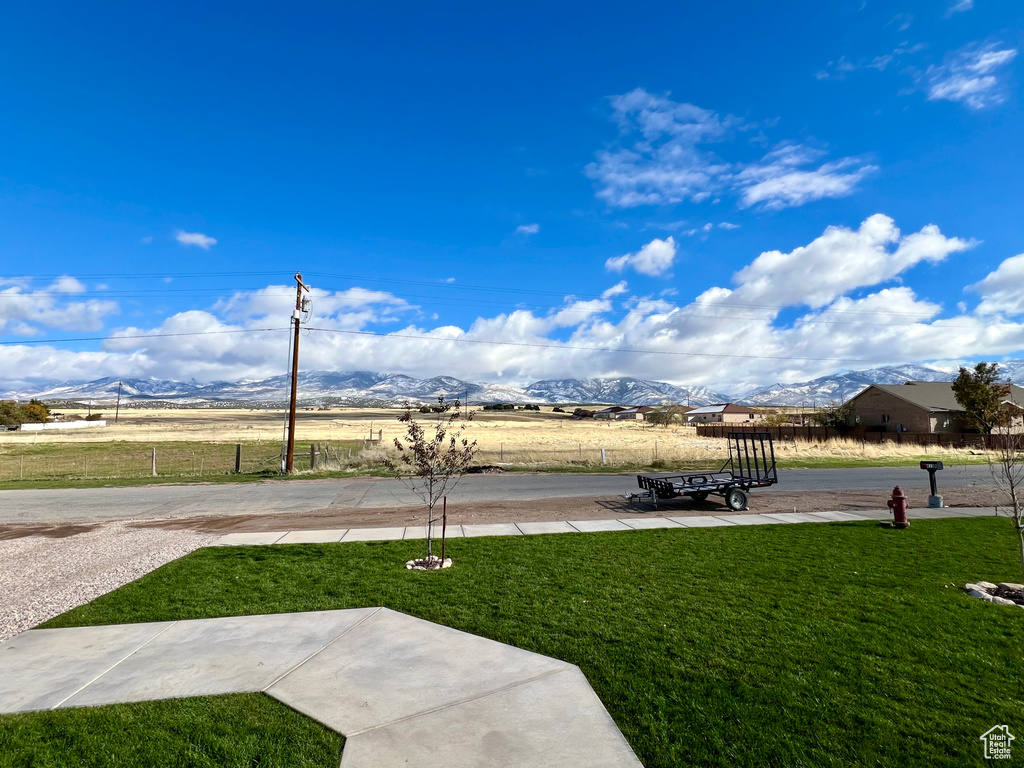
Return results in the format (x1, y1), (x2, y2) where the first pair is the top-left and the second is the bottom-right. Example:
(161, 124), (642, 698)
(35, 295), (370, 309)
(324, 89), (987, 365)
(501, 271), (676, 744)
(0, 408), (997, 487)
(11, 517), (1022, 767)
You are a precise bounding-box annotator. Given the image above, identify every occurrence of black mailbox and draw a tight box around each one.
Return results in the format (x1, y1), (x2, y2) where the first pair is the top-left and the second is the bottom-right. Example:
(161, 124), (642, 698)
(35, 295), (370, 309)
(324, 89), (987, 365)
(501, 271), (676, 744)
(920, 461), (943, 498)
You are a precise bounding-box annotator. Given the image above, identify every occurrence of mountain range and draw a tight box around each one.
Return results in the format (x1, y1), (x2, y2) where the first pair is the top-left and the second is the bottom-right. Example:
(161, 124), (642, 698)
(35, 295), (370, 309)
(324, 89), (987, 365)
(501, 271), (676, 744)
(3, 361), (1023, 408)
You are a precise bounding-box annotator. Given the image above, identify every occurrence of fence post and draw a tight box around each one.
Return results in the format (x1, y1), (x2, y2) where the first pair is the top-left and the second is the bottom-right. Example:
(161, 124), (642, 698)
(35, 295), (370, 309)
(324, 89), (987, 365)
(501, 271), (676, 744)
(235, 444), (242, 474)
(500, 443), (504, 461)
(310, 443), (316, 470)
(601, 448), (606, 465)
(151, 447), (157, 477)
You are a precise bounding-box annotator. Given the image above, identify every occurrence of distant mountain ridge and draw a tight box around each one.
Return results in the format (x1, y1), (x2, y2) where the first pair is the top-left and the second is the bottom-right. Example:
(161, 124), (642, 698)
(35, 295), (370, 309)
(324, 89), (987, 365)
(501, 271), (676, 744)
(3, 361), (1024, 407)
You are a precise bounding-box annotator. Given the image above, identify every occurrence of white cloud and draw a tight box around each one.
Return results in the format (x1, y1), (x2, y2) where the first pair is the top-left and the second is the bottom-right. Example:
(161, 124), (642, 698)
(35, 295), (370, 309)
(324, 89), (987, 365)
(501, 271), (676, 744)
(515, 223), (540, 235)
(5, 218), (1023, 395)
(602, 281), (630, 298)
(945, 0), (973, 16)
(0, 278), (119, 334)
(140, 236), (153, 245)
(175, 230), (218, 249)
(736, 143), (876, 210)
(586, 89), (869, 211)
(605, 237), (678, 277)
(728, 213), (973, 307)
(718, 222), (740, 230)
(970, 254), (1024, 315)
(925, 41), (1018, 109)
(216, 285), (414, 330)
(816, 42), (927, 80)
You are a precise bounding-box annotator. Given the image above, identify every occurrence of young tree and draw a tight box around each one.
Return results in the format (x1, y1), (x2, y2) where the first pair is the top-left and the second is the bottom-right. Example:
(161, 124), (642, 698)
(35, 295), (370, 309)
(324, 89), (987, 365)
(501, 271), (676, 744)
(386, 396), (478, 567)
(989, 404), (1024, 586)
(952, 362), (1009, 434)
(646, 406), (681, 428)
(812, 402), (855, 433)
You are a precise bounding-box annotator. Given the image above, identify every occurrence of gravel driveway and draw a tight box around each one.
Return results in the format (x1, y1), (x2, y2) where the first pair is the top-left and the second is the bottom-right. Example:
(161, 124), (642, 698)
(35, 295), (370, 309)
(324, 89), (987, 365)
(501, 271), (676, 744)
(0, 523), (214, 643)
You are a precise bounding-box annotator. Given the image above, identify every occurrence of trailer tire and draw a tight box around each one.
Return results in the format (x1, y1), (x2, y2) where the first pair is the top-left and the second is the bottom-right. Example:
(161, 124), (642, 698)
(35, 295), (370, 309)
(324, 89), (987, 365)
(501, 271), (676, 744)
(691, 491), (709, 502)
(725, 488), (748, 511)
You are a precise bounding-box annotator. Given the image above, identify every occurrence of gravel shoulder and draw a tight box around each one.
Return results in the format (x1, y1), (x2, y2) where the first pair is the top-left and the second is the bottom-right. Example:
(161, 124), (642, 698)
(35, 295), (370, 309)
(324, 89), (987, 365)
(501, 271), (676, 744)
(0, 523), (213, 643)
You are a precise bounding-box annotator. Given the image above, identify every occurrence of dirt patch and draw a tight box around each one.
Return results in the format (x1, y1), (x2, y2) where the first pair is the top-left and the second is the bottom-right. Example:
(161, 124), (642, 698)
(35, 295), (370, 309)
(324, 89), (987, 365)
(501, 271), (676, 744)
(0, 523), (99, 540)
(124, 486), (1011, 535)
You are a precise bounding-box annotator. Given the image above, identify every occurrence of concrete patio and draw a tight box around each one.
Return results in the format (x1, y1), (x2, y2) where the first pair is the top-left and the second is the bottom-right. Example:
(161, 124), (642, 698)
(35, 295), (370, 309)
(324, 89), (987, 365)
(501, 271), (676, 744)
(0, 608), (642, 767)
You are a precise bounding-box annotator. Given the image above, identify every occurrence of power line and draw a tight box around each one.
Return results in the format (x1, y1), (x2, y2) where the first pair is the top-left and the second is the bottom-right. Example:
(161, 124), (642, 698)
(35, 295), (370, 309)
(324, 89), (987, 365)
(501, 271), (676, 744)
(302, 327), (870, 363)
(0, 328), (287, 346)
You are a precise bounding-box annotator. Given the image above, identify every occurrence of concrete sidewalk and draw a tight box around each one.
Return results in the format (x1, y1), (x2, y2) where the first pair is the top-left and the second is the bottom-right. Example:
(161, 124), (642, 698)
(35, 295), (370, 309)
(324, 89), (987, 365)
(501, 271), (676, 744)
(215, 506), (999, 546)
(0, 608), (642, 768)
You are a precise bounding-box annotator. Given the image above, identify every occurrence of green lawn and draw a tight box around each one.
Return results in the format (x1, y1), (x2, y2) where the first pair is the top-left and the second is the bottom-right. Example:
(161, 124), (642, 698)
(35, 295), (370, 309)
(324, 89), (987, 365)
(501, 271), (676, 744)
(0, 694), (343, 768)
(8, 517), (1022, 767)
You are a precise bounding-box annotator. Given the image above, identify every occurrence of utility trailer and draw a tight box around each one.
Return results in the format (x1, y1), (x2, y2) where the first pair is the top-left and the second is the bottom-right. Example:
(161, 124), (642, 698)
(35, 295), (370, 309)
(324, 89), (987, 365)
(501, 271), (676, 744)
(630, 432), (777, 511)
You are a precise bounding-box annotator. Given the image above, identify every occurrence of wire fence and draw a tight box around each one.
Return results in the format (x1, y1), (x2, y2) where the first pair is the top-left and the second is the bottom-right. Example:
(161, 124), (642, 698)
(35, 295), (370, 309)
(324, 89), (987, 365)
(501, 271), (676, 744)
(0, 442), (368, 483)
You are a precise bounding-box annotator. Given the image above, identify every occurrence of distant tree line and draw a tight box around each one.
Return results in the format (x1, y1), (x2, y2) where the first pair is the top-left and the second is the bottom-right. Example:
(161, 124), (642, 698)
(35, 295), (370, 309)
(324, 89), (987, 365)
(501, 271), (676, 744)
(481, 403), (541, 411)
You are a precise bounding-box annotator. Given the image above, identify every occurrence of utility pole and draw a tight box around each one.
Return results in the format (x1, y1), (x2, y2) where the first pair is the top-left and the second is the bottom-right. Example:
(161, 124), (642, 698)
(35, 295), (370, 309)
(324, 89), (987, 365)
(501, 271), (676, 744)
(115, 381), (122, 423)
(285, 272), (311, 473)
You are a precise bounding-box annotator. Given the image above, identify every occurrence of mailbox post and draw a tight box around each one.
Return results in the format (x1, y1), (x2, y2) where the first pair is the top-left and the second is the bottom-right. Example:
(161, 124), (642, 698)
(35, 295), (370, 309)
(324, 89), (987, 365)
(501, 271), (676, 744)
(920, 460), (943, 508)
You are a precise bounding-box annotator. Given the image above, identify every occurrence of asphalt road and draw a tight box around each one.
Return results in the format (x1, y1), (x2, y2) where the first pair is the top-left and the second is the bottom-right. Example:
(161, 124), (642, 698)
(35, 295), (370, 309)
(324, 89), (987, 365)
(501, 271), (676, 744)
(0, 465), (997, 525)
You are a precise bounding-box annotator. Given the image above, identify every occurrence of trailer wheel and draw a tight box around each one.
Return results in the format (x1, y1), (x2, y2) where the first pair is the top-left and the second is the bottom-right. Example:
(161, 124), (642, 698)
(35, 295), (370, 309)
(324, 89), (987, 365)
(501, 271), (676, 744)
(691, 492), (709, 502)
(725, 488), (748, 511)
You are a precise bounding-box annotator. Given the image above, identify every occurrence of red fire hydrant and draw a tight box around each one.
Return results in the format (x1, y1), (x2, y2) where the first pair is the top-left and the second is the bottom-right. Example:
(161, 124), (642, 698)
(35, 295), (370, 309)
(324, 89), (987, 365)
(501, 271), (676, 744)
(886, 486), (909, 529)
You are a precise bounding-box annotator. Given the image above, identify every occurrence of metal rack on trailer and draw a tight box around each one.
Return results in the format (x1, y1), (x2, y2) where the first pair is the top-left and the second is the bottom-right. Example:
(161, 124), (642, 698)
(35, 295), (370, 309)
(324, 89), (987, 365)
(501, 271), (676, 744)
(629, 432), (778, 511)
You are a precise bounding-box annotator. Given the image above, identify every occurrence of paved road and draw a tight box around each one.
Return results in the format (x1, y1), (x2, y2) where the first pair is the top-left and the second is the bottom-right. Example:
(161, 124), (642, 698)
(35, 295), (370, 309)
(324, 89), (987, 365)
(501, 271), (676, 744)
(0, 465), (997, 525)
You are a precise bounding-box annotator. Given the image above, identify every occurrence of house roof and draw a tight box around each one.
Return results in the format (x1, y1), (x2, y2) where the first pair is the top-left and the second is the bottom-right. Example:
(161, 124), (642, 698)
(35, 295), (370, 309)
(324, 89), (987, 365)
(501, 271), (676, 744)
(853, 381), (1024, 413)
(594, 406), (626, 413)
(686, 403), (755, 415)
(617, 406), (654, 414)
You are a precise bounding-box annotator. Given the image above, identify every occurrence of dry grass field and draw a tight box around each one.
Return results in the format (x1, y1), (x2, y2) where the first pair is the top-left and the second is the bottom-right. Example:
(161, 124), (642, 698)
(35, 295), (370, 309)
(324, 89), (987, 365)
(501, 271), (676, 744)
(0, 406), (992, 485)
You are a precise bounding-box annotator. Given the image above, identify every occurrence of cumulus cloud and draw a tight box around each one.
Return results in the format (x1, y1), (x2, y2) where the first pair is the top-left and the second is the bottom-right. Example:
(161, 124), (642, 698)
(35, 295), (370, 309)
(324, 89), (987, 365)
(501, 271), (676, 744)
(175, 230), (218, 249)
(728, 213), (973, 307)
(0, 277), (119, 334)
(515, 223), (540, 235)
(925, 41), (1018, 109)
(601, 281), (630, 298)
(5, 216), (1023, 394)
(216, 285), (414, 330)
(586, 89), (870, 211)
(605, 237), (678, 277)
(970, 254), (1024, 315)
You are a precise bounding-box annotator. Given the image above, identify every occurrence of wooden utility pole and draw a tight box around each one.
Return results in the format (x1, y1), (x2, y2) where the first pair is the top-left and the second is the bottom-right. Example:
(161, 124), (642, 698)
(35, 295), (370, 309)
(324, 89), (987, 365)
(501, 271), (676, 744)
(115, 381), (122, 423)
(285, 272), (310, 473)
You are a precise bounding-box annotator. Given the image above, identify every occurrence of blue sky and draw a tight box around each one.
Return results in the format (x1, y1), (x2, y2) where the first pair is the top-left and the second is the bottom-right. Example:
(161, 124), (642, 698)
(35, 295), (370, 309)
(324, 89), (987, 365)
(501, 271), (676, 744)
(1, 0), (1023, 392)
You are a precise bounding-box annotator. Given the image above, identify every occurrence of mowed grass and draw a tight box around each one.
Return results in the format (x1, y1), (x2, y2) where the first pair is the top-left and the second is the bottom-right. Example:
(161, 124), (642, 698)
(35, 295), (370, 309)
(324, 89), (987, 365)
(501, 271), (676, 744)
(0, 693), (343, 768)
(14, 517), (1021, 767)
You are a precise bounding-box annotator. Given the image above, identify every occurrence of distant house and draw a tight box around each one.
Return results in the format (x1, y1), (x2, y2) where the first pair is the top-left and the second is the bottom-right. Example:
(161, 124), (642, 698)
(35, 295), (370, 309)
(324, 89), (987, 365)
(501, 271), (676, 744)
(614, 406), (655, 421)
(594, 406), (627, 420)
(685, 403), (757, 425)
(849, 381), (1024, 433)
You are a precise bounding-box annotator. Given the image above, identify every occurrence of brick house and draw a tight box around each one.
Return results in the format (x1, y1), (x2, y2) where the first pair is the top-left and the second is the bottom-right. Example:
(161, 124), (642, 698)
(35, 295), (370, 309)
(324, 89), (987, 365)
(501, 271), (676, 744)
(594, 406), (627, 420)
(685, 403), (757, 425)
(849, 381), (1024, 433)
(614, 406), (655, 421)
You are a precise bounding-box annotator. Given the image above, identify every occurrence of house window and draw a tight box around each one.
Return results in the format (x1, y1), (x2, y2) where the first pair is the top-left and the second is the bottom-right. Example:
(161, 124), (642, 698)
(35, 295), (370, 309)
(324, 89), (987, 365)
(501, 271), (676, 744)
(882, 414), (890, 424)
